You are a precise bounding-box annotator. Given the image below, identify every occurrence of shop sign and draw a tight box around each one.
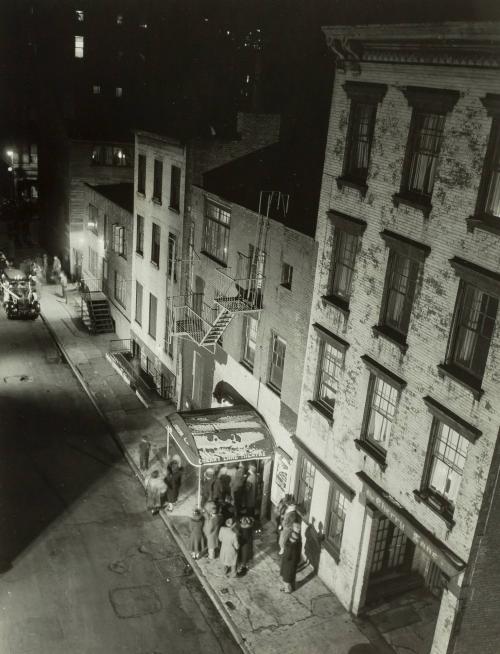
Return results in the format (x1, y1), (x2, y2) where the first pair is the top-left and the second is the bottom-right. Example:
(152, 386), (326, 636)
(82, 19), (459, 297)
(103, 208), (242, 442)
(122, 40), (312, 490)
(272, 447), (292, 503)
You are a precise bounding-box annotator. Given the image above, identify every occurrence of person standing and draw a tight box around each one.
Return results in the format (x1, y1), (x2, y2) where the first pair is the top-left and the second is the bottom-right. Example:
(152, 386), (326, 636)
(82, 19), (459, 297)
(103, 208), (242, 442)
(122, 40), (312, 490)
(42, 253), (48, 282)
(165, 455), (182, 511)
(59, 270), (68, 302)
(278, 501), (299, 555)
(145, 469), (167, 515)
(189, 508), (205, 560)
(203, 501), (222, 560)
(218, 518), (239, 577)
(139, 436), (151, 471)
(230, 462), (247, 518)
(245, 464), (259, 518)
(280, 522), (302, 593)
(238, 516), (254, 573)
(201, 468), (215, 507)
(52, 255), (61, 282)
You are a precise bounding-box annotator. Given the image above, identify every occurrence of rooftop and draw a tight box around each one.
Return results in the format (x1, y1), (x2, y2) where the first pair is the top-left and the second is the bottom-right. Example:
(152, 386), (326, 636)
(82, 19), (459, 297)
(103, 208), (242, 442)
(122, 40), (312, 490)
(201, 139), (324, 238)
(88, 183), (134, 214)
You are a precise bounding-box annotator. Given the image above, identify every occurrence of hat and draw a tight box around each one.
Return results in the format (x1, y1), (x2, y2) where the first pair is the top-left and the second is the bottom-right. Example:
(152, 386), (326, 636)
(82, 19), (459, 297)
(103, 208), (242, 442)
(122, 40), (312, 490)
(171, 454), (181, 466)
(204, 501), (217, 514)
(225, 518), (235, 527)
(204, 468), (214, 479)
(240, 516), (254, 527)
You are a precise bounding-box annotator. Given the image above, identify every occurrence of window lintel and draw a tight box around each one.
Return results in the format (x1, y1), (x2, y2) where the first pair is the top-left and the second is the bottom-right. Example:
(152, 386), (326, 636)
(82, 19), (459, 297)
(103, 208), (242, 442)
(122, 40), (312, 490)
(313, 323), (350, 352)
(449, 256), (500, 298)
(343, 80), (387, 104)
(423, 396), (482, 443)
(402, 86), (459, 114)
(361, 354), (406, 391)
(380, 229), (431, 262)
(327, 209), (367, 236)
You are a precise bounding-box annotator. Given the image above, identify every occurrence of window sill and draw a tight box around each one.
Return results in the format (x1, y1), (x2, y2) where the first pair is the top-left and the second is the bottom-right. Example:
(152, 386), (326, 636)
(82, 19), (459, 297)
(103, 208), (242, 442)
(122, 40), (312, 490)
(321, 294), (350, 319)
(372, 324), (409, 353)
(169, 205), (180, 214)
(152, 197), (162, 205)
(322, 539), (340, 564)
(308, 400), (334, 425)
(135, 250), (143, 258)
(354, 439), (387, 471)
(466, 213), (500, 236)
(437, 363), (484, 401)
(137, 191), (145, 198)
(392, 192), (432, 219)
(200, 250), (228, 268)
(150, 261), (159, 269)
(413, 490), (455, 530)
(280, 283), (292, 291)
(239, 360), (254, 374)
(266, 382), (282, 397)
(336, 176), (368, 198)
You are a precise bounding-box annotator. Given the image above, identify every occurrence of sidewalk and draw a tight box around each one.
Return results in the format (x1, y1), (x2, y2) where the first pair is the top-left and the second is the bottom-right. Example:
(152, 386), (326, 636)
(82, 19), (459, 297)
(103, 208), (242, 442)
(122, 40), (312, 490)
(40, 283), (390, 654)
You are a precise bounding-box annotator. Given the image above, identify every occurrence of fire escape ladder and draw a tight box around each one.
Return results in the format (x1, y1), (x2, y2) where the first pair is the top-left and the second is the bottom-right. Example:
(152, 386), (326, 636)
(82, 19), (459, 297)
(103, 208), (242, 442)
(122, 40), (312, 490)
(199, 308), (233, 348)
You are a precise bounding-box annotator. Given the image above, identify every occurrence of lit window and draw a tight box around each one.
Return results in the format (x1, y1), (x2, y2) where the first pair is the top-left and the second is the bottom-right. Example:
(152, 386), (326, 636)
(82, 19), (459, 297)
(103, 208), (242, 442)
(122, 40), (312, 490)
(74, 35), (84, 58)
(116, 14), (123, 25)
(115, 87), (123, 98)
(92, 85), (101, 95)
(139, 23), (148, 29)
(75, 10), (84, 22)
(112, 224), (126, 258)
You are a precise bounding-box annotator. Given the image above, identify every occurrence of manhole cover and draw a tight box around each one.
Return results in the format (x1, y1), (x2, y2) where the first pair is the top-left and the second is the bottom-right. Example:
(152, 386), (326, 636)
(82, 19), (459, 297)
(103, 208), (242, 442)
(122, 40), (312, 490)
(4, 375), (33, 384)
(109, 586), (161, 618)
(155, 556), (191, 580)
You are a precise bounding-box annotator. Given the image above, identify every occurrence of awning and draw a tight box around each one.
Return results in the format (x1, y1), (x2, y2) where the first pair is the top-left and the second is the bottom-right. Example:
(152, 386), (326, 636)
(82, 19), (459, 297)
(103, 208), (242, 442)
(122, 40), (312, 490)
(166, 404), (275, 467)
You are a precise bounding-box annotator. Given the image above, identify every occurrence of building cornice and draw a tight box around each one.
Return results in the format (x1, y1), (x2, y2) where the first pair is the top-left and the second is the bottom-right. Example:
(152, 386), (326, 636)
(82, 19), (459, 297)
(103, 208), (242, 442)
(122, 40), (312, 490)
(322, 22), (500, 71)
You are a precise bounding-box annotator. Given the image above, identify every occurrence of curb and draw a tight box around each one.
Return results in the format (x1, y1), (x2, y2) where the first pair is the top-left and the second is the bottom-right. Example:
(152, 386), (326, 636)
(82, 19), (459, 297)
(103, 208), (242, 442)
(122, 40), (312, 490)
(40, 310), (250, 654)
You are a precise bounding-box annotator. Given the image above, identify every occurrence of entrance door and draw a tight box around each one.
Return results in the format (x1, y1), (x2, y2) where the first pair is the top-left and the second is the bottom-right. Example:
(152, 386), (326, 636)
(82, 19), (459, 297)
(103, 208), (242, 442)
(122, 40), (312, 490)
(370, 516), (414, 579)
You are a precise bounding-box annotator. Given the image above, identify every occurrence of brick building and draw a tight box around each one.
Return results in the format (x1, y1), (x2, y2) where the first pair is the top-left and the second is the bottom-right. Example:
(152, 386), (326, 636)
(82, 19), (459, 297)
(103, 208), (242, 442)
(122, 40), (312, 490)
(289, 21), (500, 654)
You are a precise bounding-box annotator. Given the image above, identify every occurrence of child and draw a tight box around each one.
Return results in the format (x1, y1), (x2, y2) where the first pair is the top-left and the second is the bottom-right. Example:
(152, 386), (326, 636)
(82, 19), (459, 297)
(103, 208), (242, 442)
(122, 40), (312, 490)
(190, 508), (205, 559)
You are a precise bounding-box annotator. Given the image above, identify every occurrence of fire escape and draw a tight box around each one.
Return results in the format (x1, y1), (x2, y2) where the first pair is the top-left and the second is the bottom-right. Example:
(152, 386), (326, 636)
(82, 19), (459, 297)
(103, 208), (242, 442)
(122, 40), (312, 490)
(167, 191), (289, 353)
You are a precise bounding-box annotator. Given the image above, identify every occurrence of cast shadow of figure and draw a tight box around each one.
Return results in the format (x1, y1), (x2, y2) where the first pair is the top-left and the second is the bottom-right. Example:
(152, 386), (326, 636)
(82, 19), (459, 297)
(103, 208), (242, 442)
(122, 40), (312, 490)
(296, 518), (324, 590)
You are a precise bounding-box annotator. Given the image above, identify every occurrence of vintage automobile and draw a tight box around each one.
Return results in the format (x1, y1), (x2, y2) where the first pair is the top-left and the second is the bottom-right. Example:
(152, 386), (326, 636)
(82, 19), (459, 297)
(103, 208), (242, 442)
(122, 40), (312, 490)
(1, 266), (40, 319)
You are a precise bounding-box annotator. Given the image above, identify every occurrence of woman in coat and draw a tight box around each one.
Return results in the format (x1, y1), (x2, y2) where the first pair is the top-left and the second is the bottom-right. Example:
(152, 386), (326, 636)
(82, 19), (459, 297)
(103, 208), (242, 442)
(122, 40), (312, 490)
(280, 522), (302, 593)
(165, 455), (182, 511)
(203, 502), (222, 559)
(189, 508), (205, 559)
(218, 518), (239, 577)
(145, 469), (167, 515)
(238, 516), (254, 572)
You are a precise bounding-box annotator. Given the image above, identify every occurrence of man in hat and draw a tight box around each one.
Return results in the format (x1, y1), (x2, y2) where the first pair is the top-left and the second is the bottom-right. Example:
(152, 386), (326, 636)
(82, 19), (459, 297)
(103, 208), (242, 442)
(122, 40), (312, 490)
(218, 517), (239, 577)
(139, 436), (151, 471)
(238, 516), (254, 573)
(280, 522), (302, 593)
(203, 502), (222, 560)
(230, 462), (247, 518)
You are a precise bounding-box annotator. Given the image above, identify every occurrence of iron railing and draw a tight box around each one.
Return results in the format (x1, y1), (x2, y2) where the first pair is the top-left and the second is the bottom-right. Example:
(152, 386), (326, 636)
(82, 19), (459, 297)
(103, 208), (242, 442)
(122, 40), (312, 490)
(214, 267), (264, 312)
(109, 338), (132, 353)
(79, 276), (102, 293)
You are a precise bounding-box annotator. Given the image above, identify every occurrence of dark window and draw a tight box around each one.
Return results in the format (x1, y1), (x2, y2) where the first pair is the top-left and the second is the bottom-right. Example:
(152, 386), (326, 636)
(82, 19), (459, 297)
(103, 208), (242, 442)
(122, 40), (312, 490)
(362, 375), (399, 455)
(477, 118), (500, 219)
(296, 456), (315, 521)
(344, 102), (376, 183)
(135, 281), (143, 325)
(423, 419), (468, 518)
(403, 111), (445, 199)
(151, 223), (160, 266)
(281, 262), (293, 289)
(87, 204), (98, 235)
(137, 154), (146, 194)
(380, 252), (420, 337)
(325, 483), (348, 558)
(315, 341), (343, 416)
(269, 333), (286, 393)
(153, 159), (163, 202)
(112, 224), (126, 258)
(114, 271), (126, 307)
(167, 233), (177, 281)
(170, 165), (181, 210)
(103, 214), (108, 248)
(447, 281), (498, 383)
(202, 200), (230, 264)
(136, 215), (144, 255)
(242, 315), (258, 369)
(329, 230), (358, 300)
(148, 293), (157, 339)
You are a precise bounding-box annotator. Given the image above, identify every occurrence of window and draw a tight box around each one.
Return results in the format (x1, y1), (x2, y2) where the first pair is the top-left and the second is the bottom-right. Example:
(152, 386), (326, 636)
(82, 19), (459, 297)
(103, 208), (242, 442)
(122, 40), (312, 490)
(380, 253), (419, 336)
(202, 200), (230, 264)
(153, 159), (163, 202)
(242, 316), (258, 369)
(112, 224), (126, 257)
(447, 282), (498, 384)
(103, 214), (109, 248)
(268, 333), (286, 393)
(148, 293), (157, 339)
(325, 484), (348, 559)
(114, 271), (127, 308)
(88, 247), (99, 277)
(424, 420), (468, 518)
(170, 165), (181, 210)
(296, 456), (315, 520)
(116, 14), (123, 24)
(135, 281), (143, 325)
(151, 223), (160, 266)
(75, 10), (84, 21)
(92, 85), (101, 95)
(102, 258), (108, 280)
(315, 341), (344, 416)
(137, 154), (146, 194)
(136, 215), (144, 255)
(167, 232), (177, 281)
(74, 35), (84, 58)
(329, 230), (358, 301)
(281, 262), (293, 290)
(113, 148), (129, 166)
(87, 204), (98, 235)
(115, 87), (123, 98)
(91, 145), (132, 167)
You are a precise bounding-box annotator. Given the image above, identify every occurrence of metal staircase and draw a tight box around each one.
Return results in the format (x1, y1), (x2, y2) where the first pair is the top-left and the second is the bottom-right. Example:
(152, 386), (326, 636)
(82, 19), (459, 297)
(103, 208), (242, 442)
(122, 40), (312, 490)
(81, 291), (114, 334)
(199, 309), (232, 347)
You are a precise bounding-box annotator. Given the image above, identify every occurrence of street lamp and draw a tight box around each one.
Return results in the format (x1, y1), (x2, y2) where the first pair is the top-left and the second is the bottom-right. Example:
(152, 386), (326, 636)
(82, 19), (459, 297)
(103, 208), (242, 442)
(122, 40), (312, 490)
(6, 150), (15, 201)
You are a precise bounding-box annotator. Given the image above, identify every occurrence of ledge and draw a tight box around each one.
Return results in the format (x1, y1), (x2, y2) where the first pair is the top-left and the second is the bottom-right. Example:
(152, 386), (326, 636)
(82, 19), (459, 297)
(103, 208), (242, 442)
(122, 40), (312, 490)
(200, 250), (228, 268)
(392, 192), (432, 219)
(313, 323), (350, 352)
(150, 261), (159, 269)
(266, 382), (281, 397)
(437, 363), (484, 401)
(361, 354), (407, 391)
(372, 324), (409, 353)
(152, 197), (162, 205)
(423, 395), (482, 443)
(239, 359), (254, 375)
(136, 191), (146, 198)
(322, 538), (340, 564)
(321, 294), (350, 319)
(308, 400), (334, 425)
(169, 206), (180, 214)
(135, 250), (144, 258)
(413, 490), (455, 530)
(336, 176), (368, 198)
(354, 438), (387, 471)
(467, 213), (500, 237)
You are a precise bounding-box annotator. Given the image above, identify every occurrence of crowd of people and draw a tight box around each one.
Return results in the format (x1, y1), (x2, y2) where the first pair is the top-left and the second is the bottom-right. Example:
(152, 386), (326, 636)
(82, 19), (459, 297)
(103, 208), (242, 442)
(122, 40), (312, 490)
(141, 436), (304, 592)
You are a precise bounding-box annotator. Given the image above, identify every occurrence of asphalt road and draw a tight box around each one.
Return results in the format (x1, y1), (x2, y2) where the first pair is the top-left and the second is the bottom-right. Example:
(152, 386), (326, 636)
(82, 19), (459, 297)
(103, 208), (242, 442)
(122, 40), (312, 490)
(0, 309), (240, 654)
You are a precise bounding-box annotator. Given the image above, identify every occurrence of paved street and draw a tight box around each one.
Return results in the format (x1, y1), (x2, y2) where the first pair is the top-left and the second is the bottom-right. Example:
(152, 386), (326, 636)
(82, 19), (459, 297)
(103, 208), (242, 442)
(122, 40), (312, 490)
(0, 309), (240, 654)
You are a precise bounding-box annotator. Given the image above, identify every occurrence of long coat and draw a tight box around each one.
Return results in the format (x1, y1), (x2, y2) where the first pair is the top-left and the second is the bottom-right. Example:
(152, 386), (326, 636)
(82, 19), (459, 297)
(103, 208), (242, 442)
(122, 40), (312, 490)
(189, 515), (205, 552)
(166, 465), (182, 502)
(203, 513), (223, 550)
(239, 525), (253, 566)
(279, 507), (299, 550)
(218, 525), (239, 567)
(280, 536), (302, 584)
(146, 475), (167, 510)
(245, 471), (259, 510)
